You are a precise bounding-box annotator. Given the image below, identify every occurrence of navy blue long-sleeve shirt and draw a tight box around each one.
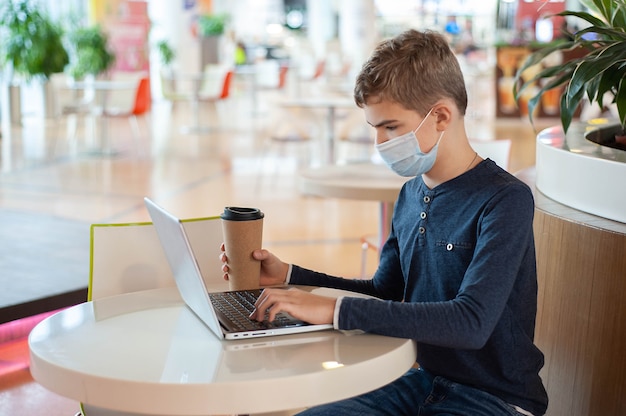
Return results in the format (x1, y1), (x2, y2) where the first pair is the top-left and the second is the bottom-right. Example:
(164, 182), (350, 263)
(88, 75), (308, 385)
(289, 159), (548, 415)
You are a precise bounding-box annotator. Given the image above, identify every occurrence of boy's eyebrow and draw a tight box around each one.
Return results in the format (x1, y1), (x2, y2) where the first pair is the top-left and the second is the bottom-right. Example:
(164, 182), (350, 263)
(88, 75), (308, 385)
(367, 119), (398, 128)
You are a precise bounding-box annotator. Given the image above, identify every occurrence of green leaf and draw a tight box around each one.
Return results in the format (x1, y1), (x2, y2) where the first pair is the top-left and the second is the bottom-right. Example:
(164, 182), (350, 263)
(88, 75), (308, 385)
(577, 26), (626, 41)
(526, 93), (543, 129)
(565, 58), (604, 106)
(557, 10), (608, 28)
(616, 77), (626, 129)
(513, 41), (573, 99)
(584, 76), (601, 105)
(613, 2), (626, 28)
(597, 61), (626, 104)
(560, 84), (585, 133)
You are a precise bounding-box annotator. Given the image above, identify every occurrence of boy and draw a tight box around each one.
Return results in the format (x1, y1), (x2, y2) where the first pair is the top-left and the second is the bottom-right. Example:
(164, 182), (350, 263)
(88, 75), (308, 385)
(221, 29), (548, 415)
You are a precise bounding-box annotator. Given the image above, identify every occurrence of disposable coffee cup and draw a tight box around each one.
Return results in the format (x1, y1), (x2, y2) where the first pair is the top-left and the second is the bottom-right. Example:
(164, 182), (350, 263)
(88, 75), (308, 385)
(221, 207), (264, 291)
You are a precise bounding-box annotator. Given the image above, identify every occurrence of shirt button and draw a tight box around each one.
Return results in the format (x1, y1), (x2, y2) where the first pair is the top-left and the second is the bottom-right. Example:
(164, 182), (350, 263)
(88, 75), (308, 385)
(419, 227), (426, 234)
(446, 243), (454, 251)
(423, 196), (431, 203)
(420, 212), (427, 219)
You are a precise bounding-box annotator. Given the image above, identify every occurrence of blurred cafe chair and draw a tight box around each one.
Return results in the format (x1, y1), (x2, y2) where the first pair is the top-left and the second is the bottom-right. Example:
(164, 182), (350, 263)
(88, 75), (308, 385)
(256, 59), (325, 173)
(198, 64), (234, 109)
(77, 215), (223, 416)
(295, 59), (325, 97)
(176, 64), (233, 133)
(88, 215), (222, 301)
(469, 138), (512, 171)
(255, 60), (289, 90)
(304, 59), (325, 83)
(99, 75), (151, 155)
(159, 68), (192, 104)
(277, 64), (289, 90)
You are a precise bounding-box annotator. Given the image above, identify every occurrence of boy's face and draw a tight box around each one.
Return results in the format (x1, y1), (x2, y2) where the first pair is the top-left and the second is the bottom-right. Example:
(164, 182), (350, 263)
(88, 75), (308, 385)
(363, 99), (439, 153)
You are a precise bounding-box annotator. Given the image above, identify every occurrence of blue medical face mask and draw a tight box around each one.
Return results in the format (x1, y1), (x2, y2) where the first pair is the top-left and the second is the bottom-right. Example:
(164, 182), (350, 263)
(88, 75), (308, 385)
(375, 108), (445, 177)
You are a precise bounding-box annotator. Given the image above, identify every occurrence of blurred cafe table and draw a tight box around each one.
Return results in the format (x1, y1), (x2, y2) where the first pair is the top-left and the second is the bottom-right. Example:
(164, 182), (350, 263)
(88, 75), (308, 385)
(279, 96), (356, 164)
(300, 162), (411, 251)
(29, 285), (416, 416)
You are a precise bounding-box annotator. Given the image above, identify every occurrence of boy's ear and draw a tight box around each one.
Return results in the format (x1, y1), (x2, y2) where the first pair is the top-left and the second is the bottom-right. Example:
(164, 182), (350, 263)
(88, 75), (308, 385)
(433, 103), (453, 130)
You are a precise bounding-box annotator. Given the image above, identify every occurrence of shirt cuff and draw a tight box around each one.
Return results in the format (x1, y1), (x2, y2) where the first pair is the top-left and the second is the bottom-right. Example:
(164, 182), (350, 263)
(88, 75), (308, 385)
(285, 264), (293, 284)
(333, 296), (344, 329)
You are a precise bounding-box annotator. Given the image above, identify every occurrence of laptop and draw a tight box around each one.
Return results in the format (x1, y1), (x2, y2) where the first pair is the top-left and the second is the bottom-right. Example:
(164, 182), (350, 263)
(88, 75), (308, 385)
(144, 197), (334, 340)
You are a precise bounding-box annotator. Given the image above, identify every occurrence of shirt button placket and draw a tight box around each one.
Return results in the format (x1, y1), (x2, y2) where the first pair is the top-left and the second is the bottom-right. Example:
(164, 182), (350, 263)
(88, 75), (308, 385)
(419, 194), (432, 237)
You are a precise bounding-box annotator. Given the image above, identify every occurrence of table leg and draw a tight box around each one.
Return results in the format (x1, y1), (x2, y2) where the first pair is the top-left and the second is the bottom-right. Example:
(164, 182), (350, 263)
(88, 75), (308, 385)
(361, 201), (394, 277)
(378, 201), (394, 252)
(327, 106), (336, 164)
(250, 70), (259, 116)
(101, 115), (110, 152)
(89, 91), (118, 157)
(180, 77), (213, 134)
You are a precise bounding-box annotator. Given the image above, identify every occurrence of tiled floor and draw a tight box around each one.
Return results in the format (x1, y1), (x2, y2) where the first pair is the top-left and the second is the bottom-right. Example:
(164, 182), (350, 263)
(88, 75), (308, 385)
(0, 64), (558, 415)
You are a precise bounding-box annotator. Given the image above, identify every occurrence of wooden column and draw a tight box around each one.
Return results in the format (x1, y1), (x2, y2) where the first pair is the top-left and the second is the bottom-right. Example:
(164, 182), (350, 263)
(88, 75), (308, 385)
(518, 168), (626, 416)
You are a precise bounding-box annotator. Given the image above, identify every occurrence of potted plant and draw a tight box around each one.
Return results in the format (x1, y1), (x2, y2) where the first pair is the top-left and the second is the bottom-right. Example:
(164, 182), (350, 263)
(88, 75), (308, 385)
(0, 0), (69, 80)
(514, 0), (626, 137)
(0, 0), (69, 120)
(156, 39), (176, 78)
(197, 13), (228, 37)
(197, 13), (229, 67)
(157, 40), (176, 68)
(156, 39), (178, 100)
(514, 0), (626, 225)
(65, 25), (115, 80)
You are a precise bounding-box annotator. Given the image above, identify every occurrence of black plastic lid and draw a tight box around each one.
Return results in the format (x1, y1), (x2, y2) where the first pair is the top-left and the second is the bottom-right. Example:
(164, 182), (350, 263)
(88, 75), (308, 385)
(220, 207), (264, 221)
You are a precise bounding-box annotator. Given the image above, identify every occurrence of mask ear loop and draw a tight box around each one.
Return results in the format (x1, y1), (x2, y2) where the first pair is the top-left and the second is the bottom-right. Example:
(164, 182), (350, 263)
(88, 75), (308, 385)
(413, 107), (435, 134)
(435, 130), (445, 145)
(415, 108), (443, 155)
(430, 105), (447, 147)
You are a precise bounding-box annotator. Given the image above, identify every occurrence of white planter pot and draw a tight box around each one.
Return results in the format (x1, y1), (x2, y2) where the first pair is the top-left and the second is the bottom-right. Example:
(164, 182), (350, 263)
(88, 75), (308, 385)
(535, 121), (626, 224)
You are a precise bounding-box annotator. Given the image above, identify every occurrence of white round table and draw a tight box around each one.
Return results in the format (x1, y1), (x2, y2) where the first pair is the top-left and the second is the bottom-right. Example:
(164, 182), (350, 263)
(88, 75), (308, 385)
(29, 286), (416, 415)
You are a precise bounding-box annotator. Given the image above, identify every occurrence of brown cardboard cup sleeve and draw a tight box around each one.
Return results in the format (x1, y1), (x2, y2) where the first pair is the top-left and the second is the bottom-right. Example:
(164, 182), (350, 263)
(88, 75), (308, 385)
(220, 207), (264, 291)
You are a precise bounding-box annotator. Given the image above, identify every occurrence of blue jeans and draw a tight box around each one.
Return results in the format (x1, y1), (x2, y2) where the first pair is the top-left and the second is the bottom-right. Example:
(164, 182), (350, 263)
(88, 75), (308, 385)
(297, 367), (529, 416)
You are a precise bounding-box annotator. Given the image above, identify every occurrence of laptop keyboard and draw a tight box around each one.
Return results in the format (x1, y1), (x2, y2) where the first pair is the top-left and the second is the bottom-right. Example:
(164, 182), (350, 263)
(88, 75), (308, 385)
(209, 290), (303, 331)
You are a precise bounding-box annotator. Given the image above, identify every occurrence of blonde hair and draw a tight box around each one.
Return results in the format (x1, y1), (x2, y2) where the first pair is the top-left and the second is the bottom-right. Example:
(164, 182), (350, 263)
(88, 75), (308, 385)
(354, 29), (467, 115)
